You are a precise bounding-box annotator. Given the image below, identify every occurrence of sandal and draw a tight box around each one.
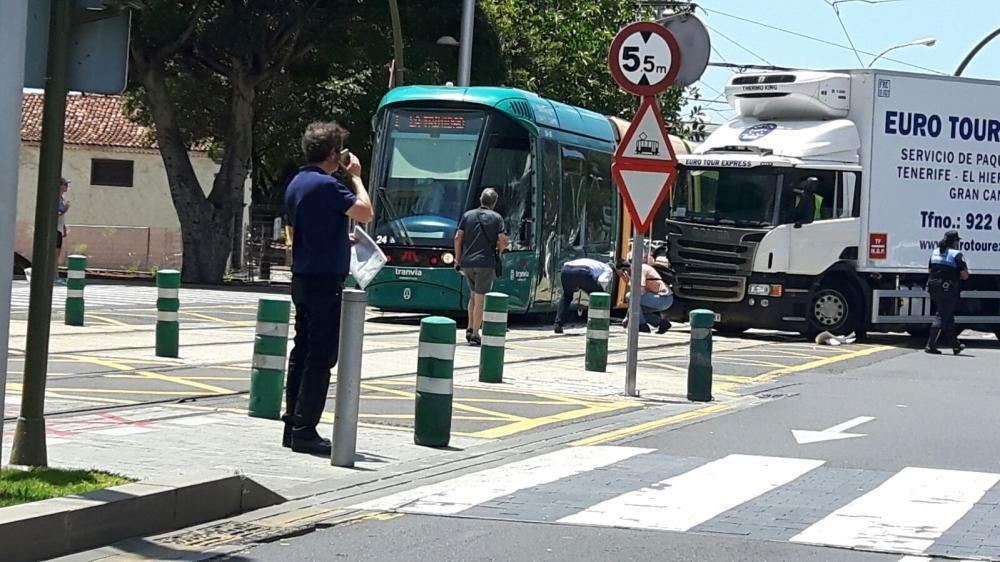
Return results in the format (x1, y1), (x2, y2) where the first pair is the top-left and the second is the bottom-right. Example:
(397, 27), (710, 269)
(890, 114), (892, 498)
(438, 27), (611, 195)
(465, 328), (473, 343)
(469, 334), (482, 347)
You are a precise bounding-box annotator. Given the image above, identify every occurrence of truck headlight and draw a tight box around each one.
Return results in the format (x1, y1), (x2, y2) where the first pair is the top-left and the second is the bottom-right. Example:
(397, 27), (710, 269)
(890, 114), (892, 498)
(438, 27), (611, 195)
(749, 283), (783, 297)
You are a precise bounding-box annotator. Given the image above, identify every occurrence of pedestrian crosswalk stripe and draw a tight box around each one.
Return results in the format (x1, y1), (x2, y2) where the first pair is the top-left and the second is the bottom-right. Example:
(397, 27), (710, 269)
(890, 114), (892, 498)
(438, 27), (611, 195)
(558, 454), (825, 532)
(354, 446), (653, 515)
(353, 446), (1000, 558)
(791, 466), (1000, 554)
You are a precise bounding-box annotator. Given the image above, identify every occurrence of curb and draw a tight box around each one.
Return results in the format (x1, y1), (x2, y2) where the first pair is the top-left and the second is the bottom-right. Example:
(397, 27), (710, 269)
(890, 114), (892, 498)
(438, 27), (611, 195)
(0, 472), (285, 562)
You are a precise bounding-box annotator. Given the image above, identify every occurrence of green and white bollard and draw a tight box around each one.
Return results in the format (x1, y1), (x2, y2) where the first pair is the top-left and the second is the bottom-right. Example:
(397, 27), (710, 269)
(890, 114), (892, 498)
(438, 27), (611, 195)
(414, 316), (456, 447)
(155, 269), (181, 358)
(687, 309), (715, 402)
(585, 292), (611, 372)
(64, 254), (87, 326)
(479, 292), (508, 383)
(248, 299), (292, 420)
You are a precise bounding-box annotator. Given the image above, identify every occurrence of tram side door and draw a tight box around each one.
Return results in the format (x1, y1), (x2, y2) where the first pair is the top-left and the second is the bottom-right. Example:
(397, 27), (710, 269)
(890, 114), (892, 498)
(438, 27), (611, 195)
(534, 139), (561, 309)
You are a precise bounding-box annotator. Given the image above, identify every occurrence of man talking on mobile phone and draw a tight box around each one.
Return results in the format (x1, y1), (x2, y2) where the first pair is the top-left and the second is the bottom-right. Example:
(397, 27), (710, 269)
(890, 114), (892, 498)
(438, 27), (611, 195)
(282, 122), (373, 455)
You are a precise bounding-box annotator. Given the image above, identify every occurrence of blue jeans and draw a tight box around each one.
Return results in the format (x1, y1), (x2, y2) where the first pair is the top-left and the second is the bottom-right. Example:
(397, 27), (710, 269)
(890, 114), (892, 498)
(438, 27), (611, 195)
(626, 292), (674, 325)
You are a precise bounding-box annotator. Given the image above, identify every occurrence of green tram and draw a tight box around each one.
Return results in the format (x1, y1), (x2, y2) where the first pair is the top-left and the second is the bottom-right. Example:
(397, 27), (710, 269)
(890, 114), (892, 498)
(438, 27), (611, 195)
(365, 86), (689, 314)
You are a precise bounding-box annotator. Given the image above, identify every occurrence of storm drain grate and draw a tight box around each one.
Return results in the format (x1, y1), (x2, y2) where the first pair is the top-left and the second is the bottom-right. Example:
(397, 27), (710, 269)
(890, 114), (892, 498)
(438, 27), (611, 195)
(157, 521), (306, 548)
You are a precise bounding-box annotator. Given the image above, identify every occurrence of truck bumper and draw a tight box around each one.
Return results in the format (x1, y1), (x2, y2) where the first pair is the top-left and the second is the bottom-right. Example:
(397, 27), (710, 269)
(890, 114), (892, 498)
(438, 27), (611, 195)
(666, 275), (814, 332)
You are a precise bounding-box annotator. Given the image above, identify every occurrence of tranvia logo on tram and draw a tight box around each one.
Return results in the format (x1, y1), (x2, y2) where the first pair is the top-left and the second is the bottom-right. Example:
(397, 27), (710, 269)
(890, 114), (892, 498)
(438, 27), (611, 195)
(739, 123), (778, 142)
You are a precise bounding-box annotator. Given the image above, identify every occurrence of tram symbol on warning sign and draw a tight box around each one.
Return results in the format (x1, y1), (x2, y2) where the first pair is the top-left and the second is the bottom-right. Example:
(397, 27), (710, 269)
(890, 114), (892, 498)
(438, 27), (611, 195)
(611, 97), (677, 234)
(635, 133), (659, 156)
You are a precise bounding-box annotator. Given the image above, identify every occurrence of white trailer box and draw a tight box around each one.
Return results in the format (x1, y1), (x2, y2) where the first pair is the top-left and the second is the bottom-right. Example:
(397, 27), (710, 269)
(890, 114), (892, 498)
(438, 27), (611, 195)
(855, 72), (1000, 274)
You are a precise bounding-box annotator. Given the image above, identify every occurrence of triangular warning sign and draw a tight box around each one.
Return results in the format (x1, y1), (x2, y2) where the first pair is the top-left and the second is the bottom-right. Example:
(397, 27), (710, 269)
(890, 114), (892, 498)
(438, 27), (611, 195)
(614, 97), (677, 165)
(612, 162), (676, 234)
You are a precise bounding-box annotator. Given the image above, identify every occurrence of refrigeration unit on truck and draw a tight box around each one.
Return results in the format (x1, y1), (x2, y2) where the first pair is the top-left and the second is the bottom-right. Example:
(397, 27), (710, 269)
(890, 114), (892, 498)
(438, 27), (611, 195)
(664, 69), (1000, 340)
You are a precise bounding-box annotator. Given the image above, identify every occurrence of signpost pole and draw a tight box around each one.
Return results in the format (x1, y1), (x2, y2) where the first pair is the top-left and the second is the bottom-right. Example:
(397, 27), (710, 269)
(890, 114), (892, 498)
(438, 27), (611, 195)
(11, 0), (73, 468)
(0, 0), (29, 461)
(626, 231), (644, 397)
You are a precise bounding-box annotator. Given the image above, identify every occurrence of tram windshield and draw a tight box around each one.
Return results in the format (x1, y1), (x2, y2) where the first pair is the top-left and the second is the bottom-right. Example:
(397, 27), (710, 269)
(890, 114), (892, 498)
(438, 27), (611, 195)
(373, 109), (485, 246)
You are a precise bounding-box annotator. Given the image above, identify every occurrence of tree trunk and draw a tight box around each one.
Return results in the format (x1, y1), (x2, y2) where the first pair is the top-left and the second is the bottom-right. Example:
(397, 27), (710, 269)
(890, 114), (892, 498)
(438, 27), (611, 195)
(140, 65), (255, 284)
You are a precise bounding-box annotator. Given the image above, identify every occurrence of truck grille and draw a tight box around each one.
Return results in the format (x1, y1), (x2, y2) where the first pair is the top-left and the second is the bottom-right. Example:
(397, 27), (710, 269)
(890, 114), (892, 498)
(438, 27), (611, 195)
(675, 274), (747, 303)
(667, 221), (762, 303)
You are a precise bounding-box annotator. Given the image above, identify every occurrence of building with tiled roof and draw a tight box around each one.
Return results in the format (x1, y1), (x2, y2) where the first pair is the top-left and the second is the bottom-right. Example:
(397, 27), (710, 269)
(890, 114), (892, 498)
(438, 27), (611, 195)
(20, 93), (156, 151)
(15, 93), (245, 272)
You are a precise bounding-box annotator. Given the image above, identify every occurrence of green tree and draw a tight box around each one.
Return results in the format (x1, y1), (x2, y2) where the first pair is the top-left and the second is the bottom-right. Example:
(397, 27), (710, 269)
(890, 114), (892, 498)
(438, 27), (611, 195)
(128, 0), (353, 283)
(478, 0), (692, 133)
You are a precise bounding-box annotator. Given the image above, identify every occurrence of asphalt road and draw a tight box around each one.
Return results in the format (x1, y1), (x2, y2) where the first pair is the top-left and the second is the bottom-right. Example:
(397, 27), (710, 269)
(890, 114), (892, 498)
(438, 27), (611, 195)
(223, 343), (1000, 562)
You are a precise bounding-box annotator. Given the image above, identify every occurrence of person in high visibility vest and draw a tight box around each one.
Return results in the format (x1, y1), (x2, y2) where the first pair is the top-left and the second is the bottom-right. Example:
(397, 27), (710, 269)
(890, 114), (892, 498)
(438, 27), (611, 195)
(925, 230), (969, 355)
(793, 177), (823, 222)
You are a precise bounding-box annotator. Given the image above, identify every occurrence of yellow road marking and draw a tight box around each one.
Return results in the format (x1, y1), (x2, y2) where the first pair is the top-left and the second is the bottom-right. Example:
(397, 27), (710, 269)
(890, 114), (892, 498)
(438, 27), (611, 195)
(361, 382), (527, 422)
(86, 314), (128, 326)
(359, 413), (502, 421)
(103, 374), (245, 382)
(58, 355), (232, 395)
(749, 345), (894, 383)
(45, 387), (207, 396)
(470, 401), (636, 439)
(571, 403), (733, 446)
(180, 310), (255, 326)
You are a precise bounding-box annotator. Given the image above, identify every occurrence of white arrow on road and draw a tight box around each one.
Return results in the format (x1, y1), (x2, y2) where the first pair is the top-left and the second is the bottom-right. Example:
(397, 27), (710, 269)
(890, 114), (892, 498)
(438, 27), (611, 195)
(792, 416), (875, 445)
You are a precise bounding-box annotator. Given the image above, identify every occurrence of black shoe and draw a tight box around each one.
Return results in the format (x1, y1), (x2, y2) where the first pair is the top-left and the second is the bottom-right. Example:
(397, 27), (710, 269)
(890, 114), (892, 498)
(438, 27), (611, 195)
(465, 328), (473, 343)
(657, 320), (672, 334)
(638, 323), (651, 333)
(469, 334), (482, 347)
(953, 342), (966, 355)
(554, 323), (564, 334)
(925, 347), (942, 355)
(291, 434), (332, 455)
(282, 416), (292, 448)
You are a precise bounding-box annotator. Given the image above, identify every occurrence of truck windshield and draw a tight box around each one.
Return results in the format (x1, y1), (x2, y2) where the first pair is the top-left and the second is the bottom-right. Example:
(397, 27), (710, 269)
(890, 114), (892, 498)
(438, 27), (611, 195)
(373, 109), (486, 246)
(670, 167), (779, 227)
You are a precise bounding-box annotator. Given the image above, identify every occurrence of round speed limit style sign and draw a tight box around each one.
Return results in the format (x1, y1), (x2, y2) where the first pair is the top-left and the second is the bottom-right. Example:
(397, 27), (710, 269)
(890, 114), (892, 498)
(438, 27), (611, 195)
(608, 21), (682, 96)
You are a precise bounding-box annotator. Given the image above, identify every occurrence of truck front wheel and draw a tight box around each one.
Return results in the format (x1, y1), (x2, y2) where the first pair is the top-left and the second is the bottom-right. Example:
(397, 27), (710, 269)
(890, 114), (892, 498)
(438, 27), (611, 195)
(807, 285), (856, 336)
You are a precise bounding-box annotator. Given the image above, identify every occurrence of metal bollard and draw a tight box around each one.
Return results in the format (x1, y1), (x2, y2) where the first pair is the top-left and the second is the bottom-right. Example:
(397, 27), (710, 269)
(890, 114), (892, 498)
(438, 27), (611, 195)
(585, 292), (611, 372)
(414, 316), (455, 447)
(687, 309), (715, 402)
(479, 292), (508, 383)
(248, 298), (291, 420)
(64, 254), (87, 326)
(155, 269), (181, 358)
(332, 289), (367, 467)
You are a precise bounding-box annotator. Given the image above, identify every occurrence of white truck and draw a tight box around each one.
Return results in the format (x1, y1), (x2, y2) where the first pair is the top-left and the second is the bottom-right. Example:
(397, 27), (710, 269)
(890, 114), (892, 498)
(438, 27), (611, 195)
(665, 69), (1000, 339)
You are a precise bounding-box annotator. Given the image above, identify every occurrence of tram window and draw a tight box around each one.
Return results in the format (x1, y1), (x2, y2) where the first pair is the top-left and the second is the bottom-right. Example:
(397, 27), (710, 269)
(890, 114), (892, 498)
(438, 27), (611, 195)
(582, 150), (614, 254)
(482, 134), (533, 250)
(560, 147), (586, 250)
(541, 140), (561, 243)
(560, 145), (614, 253)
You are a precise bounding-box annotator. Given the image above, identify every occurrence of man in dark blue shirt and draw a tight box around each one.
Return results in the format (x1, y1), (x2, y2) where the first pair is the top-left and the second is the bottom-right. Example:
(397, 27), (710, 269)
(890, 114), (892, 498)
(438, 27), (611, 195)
(283, 121), (373, 455)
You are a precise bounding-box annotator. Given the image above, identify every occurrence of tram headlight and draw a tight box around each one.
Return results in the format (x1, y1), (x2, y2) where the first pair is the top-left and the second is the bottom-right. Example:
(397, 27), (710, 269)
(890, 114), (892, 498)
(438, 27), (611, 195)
(441, 252), (455, 265)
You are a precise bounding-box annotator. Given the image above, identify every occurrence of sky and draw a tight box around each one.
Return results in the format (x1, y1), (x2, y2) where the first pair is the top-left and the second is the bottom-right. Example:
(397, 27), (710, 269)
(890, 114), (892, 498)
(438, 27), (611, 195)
(682, 0), (1000, 127)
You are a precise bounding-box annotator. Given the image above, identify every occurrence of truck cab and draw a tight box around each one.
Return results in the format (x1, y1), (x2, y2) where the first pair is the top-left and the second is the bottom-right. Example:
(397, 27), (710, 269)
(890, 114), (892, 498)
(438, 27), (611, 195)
(667, 71), (864, 336)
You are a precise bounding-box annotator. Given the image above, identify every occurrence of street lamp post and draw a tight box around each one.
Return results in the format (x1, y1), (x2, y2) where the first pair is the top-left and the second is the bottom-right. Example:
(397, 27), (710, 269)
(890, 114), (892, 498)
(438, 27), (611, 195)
(955, 28), (1000, 76)
(457, 0), (475, 86)
(867, 37), (936, 68)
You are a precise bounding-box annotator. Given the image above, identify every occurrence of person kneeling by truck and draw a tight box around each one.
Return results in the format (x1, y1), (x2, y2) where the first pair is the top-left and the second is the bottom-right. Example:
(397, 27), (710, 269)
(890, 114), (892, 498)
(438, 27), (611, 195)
(615, 258), (673, 334)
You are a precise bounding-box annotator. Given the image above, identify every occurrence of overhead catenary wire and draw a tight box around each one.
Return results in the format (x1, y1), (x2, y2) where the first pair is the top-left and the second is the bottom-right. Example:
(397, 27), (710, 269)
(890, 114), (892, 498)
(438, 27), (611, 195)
(824, 0), (866, 66)
(700, 6), (945, 75)
(705, 23), (773, 66)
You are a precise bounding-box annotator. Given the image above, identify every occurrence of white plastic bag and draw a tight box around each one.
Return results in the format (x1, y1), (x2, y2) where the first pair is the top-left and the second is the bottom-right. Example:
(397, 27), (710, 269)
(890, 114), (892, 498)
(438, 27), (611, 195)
(350, 225), (386, 290)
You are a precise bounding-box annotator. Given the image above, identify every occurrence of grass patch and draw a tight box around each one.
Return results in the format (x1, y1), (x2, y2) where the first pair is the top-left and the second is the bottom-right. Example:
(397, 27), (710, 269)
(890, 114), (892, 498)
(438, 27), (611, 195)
(0, 467), (133, 508)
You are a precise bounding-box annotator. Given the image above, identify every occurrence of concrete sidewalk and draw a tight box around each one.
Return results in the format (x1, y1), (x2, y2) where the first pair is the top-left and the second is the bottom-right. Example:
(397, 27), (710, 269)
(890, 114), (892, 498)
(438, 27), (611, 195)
(4, 303), (893, 501)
